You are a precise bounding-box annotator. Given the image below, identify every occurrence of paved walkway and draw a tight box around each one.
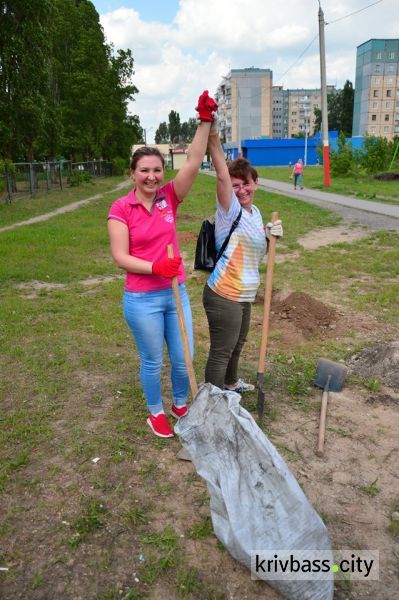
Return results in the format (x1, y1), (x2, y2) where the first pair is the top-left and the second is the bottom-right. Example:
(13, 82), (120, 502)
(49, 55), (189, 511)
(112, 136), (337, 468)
(205, 171), (399, 232)
(0, 179), (131, 234)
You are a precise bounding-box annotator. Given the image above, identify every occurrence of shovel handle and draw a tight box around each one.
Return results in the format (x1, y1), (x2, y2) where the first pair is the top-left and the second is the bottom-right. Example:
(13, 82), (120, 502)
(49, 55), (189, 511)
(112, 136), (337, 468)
(316, 375), (331, 457)
(257, 212), (278, 374)
(167, 245), (198, 399)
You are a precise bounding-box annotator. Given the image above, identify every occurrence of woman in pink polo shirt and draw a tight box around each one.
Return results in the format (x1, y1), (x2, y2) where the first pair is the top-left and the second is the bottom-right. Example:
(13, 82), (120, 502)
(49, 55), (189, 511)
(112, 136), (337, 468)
(107, 91), (217, 439)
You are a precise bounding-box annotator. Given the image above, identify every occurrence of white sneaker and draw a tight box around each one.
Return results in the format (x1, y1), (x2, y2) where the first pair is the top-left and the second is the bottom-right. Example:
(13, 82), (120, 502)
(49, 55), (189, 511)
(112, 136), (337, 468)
(224, 379), (255, 393)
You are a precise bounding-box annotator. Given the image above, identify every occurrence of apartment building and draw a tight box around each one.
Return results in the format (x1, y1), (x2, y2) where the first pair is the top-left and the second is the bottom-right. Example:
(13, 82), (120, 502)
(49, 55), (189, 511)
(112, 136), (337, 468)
(215, 68), (273, 144)
(272, 86), (336, 138)
(216, 68), (335, 142)
(352, 39), (399, 140)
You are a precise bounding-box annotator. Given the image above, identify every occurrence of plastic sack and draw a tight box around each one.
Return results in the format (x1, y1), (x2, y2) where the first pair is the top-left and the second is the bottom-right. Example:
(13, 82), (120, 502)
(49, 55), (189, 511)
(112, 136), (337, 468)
(175, 383), (334, 600)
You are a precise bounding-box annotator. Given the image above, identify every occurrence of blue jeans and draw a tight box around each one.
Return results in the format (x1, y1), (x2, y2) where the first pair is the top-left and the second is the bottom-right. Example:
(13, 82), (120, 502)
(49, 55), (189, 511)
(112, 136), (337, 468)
(123, 284), (194, 415)
(294, 173), (303, 187)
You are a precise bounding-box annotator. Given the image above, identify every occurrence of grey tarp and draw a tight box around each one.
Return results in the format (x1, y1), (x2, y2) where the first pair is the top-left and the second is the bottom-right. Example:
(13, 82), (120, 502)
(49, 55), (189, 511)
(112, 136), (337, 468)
(175, 383), (334, 600)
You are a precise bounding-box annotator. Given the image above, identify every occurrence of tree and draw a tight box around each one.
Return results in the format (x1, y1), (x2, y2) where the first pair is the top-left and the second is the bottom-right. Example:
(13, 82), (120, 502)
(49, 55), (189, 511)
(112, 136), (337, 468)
(102, 48), (141, 159)
(155, 122), (169, 144)
(313, 81), (354, 137)
(341, 80), (354, 137)
(180, 118), (197, 142)
(0, 0), (54, 160)
(168, 110), (181, 144)
(0, 0), (141, 161)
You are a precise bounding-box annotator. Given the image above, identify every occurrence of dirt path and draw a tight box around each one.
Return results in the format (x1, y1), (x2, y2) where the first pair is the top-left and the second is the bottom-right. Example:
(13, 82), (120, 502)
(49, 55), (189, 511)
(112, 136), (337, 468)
(0, 179), (131, 234)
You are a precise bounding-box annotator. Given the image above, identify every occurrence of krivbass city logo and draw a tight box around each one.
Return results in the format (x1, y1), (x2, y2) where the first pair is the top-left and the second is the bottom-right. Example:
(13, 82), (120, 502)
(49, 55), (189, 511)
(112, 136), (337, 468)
(251, 550), (379, 582)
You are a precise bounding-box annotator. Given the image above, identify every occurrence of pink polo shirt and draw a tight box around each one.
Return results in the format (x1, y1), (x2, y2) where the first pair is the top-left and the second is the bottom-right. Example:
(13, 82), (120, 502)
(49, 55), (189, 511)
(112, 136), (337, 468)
(107, 180), (186, 292)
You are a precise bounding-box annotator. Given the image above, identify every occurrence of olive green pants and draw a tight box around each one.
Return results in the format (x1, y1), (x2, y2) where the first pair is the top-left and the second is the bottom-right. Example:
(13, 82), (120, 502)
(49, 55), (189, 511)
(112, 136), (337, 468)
(203, 284), (251, 389)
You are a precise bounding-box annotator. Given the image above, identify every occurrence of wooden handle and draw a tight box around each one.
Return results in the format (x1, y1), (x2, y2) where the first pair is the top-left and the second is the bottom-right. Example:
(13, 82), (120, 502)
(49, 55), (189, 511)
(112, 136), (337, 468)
(167, 244), (198, 399)
(316, 375), (331, 457)
(257, 211), (278, 374)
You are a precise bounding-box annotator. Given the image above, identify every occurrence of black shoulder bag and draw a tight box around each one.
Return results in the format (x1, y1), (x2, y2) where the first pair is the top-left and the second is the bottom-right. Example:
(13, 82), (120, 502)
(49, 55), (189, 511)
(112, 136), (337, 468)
(194, 209), (242, 272)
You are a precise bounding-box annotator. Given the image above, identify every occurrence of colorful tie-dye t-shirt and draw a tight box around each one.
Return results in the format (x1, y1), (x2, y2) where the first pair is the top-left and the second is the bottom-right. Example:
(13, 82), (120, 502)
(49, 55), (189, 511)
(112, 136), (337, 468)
(207, 193), (267, 302)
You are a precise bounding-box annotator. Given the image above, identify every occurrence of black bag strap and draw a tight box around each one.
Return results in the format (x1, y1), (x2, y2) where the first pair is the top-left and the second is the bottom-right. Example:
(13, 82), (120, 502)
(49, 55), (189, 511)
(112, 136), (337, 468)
(215, 208), (242, 263)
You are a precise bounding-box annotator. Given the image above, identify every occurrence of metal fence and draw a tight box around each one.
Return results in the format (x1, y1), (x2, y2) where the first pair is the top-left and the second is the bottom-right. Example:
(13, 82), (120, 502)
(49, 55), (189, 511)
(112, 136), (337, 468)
(0, 159), (113, 204)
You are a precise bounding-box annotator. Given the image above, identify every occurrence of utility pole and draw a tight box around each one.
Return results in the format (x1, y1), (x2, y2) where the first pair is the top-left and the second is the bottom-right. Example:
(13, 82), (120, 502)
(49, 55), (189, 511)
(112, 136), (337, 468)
(237, 85), (242, 158)
(318, 2), (331, 186)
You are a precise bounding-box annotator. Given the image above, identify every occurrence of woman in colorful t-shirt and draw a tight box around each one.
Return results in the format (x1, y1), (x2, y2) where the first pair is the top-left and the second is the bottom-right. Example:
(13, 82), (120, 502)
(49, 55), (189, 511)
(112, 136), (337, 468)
(203, 130), (283, 392)
(107, 91), (217, 438)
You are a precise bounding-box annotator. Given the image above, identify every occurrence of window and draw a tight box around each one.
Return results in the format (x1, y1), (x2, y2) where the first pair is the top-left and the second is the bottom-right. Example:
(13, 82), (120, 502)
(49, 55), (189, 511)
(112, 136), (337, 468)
(374, 78), (380, 84)
(383, 126), (389, 133)
(386, 102), (392, 108)
(388, 78), (393, 84)
(387, 64), (395, 73)
(371, 126), (376, 133)
(376, 52), (382, 59)
(388, 52), (395, 59)
(372, 102), (379, 108)
(375, 64), (382, 73)
(385, 114), (389, 121)
(371, 114), (377, 121)
(373, 90), (379, 97)
(387, 90), (392, 97)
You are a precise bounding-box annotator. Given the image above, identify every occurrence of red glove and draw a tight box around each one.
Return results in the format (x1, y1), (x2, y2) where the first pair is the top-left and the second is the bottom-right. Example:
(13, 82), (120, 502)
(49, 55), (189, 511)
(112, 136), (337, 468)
(152, 256), (182, 278)
(195, 90), (218, 122)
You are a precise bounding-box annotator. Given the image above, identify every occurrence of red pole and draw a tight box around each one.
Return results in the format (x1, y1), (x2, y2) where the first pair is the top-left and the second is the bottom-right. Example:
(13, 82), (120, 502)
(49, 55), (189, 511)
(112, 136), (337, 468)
(319, 4), (331, 187)
(323, 145), (330, 187)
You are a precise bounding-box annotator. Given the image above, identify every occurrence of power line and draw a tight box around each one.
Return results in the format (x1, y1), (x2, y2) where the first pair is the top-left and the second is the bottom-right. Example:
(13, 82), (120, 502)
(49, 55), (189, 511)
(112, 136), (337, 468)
(326, 0), (384, 25)
(274, 33), (319, 85)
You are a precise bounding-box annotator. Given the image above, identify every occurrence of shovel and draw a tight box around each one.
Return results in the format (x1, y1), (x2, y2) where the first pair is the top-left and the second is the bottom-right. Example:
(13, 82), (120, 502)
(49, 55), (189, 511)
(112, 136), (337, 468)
(167, 244), (198, 399)
(167, 244), (197, 461)
(314, 358), (347, 457)
(256, 211), (279, 421)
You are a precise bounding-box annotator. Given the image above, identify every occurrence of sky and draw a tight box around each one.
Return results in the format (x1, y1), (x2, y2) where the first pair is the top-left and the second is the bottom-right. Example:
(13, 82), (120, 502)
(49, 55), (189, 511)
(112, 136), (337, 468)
(92, 0), (398, 142)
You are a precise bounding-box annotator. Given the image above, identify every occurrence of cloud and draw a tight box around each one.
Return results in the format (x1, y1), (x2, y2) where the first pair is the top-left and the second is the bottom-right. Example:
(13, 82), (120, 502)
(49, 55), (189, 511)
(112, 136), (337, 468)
(98, 0), (397, 141)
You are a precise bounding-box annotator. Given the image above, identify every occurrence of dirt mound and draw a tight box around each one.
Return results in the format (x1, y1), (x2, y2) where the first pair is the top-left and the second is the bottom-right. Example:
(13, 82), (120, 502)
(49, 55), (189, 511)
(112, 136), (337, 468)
(273, 292), (337, 338)
(374, 171), (399, 181)
(348, 342), (399, 388)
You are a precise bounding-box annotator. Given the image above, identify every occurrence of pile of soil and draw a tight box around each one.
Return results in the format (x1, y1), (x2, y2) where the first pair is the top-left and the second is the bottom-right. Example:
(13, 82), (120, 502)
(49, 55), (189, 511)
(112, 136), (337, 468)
(273, 291), (337, 338)
(348, 341), (399, 388)
(374, 172), (399, 181)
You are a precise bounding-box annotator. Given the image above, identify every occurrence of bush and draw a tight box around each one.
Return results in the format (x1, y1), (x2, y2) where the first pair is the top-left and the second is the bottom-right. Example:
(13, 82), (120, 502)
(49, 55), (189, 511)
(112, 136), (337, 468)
(69, 168), (93, 187)
(111, 156), (129, 176)
(330, 133), (361, 176)
(360, 135), (392, 174)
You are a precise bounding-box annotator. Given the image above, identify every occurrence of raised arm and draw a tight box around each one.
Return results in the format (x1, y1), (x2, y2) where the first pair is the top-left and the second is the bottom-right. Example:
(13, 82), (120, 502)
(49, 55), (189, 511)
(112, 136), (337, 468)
(173, 90), (216, 201)
(207, 131), (232, 211)
(173, 121), (211, 200)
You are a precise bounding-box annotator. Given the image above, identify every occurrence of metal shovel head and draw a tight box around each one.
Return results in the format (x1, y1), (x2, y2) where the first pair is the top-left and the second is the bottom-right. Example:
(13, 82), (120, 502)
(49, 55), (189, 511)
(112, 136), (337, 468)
(315, 358), (347, 392)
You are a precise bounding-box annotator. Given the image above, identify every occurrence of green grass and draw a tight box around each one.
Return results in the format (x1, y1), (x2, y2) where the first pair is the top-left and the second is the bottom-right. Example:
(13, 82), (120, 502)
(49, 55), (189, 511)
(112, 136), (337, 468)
(389, 496), (399, 539)
(0, 175), (128, 227)
(359, 478), (380, 497)
(256, 165), (399, 203)
(187, 515), (214, 540)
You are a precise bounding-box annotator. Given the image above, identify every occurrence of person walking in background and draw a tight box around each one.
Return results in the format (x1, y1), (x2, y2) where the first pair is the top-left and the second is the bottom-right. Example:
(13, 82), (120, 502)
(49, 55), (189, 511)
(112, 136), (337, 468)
(203, 125), (283, 393)
(291, 158), (304, 189)
(107, 91), (217, 438)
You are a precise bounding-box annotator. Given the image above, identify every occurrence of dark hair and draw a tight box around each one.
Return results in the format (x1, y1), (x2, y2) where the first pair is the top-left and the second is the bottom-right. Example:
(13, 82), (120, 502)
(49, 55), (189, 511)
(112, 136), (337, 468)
(228, 158), (258, 183)
(130, 147), (165, 171)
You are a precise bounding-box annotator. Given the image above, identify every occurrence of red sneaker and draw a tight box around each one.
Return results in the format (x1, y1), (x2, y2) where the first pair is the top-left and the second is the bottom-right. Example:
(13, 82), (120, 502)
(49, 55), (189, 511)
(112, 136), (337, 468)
(146, 413), (174, 438)
(170, 404), (188, 419)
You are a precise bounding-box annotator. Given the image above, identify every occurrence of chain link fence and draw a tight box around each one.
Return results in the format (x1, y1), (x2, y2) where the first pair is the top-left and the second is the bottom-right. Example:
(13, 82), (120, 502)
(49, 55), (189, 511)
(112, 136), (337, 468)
(0, 159), (113, 204)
